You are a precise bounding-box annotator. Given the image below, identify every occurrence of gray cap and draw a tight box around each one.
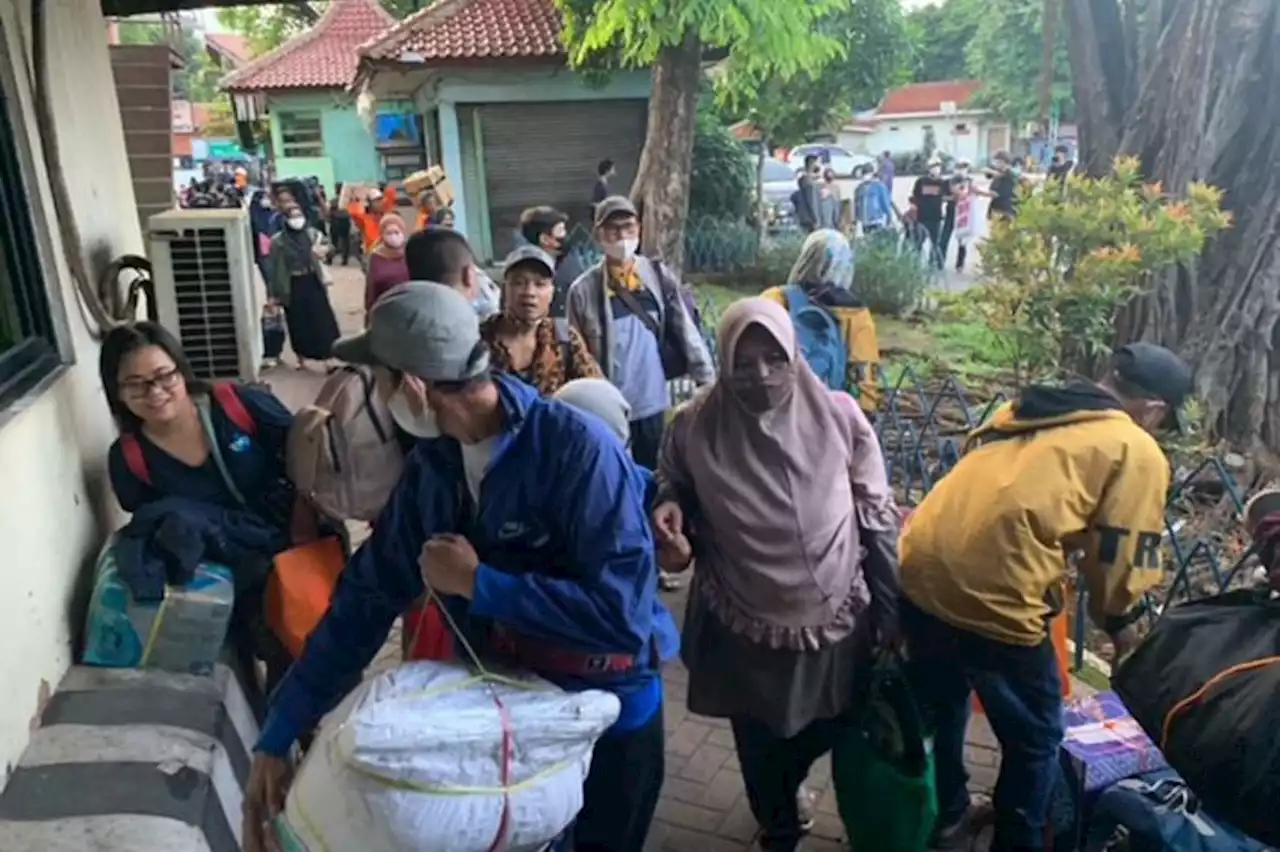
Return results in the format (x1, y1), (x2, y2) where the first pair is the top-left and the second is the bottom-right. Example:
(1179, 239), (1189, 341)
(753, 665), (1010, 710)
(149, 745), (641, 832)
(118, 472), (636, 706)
(331, 282), (490, 382)
(503, 245), (556, 278)
(594, 195), (637, 229)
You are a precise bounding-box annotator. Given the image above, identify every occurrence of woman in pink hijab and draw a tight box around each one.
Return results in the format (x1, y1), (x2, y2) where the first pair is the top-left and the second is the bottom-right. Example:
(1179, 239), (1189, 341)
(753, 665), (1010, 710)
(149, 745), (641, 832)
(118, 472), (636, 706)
(653, 297), (901, 852)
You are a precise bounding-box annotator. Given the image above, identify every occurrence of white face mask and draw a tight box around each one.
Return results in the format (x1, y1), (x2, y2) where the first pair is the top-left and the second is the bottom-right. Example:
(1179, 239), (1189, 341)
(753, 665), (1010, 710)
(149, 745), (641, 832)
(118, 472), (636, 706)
(929, 166), (942, 177)
(604, 237), (639, 262)
(384, 233), (406, 249)
(259, 197), (271, 208)
(388, 389), (440, 438)
(287, 216), (306, 230)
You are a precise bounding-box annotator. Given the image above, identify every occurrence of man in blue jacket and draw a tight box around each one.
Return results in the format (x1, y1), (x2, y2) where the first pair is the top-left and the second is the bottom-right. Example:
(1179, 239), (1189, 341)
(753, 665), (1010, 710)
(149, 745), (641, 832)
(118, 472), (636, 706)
(242, 281), (678, 852)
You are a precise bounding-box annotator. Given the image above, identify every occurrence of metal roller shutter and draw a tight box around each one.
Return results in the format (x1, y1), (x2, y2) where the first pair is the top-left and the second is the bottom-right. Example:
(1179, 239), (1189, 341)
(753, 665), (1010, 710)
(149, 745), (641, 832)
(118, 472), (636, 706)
(477, 100), (647, 259)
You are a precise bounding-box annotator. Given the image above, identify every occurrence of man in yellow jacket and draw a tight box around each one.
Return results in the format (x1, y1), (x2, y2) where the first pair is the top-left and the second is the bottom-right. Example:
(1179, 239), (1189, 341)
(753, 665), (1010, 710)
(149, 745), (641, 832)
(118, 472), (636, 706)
(898, 342), (1192, 852)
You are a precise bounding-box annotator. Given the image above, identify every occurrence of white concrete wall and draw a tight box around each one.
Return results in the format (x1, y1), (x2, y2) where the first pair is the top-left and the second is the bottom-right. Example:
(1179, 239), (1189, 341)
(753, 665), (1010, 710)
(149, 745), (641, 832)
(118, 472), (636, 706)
(868, 115), (991, 163)
(0, 0), (139, 785)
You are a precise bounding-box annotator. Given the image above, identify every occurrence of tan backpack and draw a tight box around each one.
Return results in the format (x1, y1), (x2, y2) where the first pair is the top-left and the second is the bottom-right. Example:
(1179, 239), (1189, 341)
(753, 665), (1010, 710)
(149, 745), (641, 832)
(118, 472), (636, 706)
(287, 365), (404, 522)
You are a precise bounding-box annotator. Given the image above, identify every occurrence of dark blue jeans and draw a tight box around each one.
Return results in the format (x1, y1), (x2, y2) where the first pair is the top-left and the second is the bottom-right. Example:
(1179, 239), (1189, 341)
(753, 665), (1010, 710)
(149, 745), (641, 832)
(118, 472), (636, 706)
(901, 601), (1064, 852)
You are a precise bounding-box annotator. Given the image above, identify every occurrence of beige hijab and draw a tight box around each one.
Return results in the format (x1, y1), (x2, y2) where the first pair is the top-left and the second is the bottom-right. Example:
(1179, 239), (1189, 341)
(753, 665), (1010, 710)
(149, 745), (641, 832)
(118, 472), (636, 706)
(674, 298), (870, 650)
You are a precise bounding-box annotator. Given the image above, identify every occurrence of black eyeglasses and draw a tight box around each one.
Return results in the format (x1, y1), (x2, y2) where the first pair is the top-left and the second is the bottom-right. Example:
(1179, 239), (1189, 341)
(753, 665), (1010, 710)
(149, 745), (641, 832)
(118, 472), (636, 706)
(120, 368), (182, 399)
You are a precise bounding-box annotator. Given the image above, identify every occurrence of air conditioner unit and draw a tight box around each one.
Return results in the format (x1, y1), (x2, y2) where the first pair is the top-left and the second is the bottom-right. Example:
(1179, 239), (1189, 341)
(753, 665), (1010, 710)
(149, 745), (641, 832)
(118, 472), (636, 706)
(148, 208), (261, 383)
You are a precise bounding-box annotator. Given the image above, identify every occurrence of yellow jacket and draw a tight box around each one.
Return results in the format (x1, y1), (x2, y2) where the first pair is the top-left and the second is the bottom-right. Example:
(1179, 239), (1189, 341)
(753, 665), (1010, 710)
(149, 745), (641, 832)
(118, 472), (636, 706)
(760, 285), (881, 411)
(900, 382), (1170, 646)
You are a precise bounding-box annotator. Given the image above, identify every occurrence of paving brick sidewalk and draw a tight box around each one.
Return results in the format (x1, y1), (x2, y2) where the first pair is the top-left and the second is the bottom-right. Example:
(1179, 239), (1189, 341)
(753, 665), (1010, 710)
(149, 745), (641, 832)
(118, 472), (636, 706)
(646, 583), (1001, 852)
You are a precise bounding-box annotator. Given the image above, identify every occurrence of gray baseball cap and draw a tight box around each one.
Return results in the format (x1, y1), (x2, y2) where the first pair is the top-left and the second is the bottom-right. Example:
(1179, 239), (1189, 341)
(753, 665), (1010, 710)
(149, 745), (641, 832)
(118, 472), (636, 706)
(331, 282), (490, 382)
(503, 245), (555, 278)
(594, 195), (638, 229)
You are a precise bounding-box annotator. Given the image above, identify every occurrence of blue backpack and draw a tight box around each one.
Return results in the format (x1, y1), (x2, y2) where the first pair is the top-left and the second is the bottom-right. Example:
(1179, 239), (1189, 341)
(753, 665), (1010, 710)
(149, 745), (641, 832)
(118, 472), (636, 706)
(1085, 770), (1273, 852)
(785, 284), (846, 390)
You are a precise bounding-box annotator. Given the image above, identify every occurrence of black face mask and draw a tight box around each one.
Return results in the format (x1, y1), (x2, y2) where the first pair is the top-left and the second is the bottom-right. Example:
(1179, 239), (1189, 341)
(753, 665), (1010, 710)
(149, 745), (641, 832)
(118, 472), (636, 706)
(547, 237), (566, 257)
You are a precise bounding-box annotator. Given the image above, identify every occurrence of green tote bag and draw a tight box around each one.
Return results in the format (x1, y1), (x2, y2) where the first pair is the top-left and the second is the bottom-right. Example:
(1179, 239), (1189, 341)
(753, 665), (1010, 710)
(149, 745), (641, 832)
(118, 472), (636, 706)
(832, 657), (938, 852)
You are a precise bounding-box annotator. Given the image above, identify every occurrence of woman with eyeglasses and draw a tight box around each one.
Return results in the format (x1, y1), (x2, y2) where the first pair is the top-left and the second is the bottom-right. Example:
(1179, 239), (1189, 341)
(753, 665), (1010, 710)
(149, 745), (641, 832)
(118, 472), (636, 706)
(100, 321), (308, 716)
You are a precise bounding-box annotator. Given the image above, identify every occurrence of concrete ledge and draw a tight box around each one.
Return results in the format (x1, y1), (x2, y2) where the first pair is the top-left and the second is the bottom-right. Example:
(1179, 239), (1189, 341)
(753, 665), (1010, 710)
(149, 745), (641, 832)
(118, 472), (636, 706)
(0, 664), (258, 852)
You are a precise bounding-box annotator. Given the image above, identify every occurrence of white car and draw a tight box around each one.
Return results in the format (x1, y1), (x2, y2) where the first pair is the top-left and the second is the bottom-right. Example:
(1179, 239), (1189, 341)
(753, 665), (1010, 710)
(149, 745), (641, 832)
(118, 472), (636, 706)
(788, 143), (875, 179)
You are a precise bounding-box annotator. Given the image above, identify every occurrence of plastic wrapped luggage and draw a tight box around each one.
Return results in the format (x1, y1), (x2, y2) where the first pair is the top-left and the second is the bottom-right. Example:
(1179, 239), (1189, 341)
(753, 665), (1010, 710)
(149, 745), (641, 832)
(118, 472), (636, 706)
(1112, 590), (1280, 847)
(275, 661), (621, 852)
(82, 537), (235, 676)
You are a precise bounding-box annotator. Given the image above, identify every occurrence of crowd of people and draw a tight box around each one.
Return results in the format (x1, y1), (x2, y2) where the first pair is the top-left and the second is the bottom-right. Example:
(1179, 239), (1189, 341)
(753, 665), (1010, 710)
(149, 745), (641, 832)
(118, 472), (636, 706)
(794, 144), (1077, 276)
(97, 148), (1206, 852)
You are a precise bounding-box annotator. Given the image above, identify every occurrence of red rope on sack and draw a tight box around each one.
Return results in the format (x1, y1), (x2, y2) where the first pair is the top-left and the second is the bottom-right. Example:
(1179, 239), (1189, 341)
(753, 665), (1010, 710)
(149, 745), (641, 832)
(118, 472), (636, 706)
(485, 694), (515, 852)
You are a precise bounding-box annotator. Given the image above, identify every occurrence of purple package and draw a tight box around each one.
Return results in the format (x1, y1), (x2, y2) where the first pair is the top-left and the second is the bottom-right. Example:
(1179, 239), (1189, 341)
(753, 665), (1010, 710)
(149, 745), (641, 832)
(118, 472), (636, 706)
(1060, 691), (1168, 793)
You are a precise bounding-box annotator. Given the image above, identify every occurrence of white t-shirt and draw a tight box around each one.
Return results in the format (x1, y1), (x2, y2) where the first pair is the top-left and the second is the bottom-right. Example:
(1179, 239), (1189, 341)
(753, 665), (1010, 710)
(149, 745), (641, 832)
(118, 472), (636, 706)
(460, 435), (499, 513)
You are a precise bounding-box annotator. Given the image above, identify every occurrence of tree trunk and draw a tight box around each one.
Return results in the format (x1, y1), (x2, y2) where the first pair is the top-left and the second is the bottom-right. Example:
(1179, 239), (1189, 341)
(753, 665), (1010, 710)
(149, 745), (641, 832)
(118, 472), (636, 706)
(1066, 0), (1280, 452)
(755, 143), (768, 257)
(630, 31), (702, 273)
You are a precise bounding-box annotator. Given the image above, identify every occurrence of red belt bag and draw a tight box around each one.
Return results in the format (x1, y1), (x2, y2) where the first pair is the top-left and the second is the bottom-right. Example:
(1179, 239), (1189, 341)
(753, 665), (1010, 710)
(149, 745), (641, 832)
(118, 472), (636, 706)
(488, 624), (644, 676)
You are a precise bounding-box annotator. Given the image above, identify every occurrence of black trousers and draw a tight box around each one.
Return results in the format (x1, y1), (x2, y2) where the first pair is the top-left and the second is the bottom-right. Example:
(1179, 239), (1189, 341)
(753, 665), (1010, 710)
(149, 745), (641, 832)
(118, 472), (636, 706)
(629, 412), (667, 471)
(731, 714), (849, 852)
(919, 218), (945, 268)
(573, 706), (666, 852)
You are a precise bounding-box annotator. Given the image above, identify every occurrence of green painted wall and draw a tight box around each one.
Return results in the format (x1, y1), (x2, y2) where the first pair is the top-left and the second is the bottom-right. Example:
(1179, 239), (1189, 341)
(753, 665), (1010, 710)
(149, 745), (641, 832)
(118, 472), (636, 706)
(266, 91), (418, 195)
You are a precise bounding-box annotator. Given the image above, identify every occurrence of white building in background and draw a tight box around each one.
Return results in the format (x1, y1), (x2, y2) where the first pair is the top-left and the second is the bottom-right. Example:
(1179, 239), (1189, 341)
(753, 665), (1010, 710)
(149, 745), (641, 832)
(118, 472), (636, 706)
(838, 80), (1013, 165)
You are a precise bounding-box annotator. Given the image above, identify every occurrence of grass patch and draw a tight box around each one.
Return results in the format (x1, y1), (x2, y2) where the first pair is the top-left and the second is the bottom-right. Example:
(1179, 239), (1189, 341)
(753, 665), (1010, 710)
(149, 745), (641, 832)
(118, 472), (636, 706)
(691, 281), (1012, 390)
(879, 315), (1010, 385)
(1073, 660), (1112, 693)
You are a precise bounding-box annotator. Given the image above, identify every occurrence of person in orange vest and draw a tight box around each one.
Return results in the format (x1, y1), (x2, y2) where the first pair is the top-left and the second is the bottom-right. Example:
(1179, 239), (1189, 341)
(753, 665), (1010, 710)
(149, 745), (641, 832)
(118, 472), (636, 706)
(347, 184), (398, 255)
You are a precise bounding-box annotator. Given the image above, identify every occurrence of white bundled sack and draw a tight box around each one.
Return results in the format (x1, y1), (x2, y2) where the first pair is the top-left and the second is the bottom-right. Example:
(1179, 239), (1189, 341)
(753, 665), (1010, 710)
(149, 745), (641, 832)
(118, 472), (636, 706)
(277, 660), (621, 852)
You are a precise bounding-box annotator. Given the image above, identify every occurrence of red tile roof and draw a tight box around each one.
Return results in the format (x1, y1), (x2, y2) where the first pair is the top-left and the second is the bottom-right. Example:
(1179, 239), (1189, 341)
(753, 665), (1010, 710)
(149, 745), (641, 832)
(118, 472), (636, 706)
(876, 80), (983, 116)
(360, 0), (564, 63)
(222, 0), (396, 93)
(205, 33), (250, 66)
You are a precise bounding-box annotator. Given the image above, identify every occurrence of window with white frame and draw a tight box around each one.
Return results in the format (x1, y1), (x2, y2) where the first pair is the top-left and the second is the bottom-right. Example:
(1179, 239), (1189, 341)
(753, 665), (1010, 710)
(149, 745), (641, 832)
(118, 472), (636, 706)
(279, 113), (323, 158)
(0, 58), (62, 408)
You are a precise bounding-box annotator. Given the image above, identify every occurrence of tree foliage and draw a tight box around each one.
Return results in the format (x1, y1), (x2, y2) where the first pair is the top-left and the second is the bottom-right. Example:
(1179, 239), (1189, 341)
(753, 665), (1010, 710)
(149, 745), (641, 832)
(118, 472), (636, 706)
(955, 159), (1229, 384)
(556, 0), (842, 80)
(554, 0), (846, 269)
(965, 0), (1072, 126)
(216, 0), (421, 58)
(717, 0), (909, 148)
(116, 20), (220, 102)
(904, 0), (981, 83)
(689, 112), (755, 222)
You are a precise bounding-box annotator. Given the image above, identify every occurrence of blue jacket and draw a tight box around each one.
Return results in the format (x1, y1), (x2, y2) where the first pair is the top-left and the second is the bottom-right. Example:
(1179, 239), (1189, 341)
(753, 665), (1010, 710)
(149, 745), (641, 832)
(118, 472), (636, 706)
(258, 375), (679, 755)
(857, 179), (893, 225)
(114, 496), (289, 602)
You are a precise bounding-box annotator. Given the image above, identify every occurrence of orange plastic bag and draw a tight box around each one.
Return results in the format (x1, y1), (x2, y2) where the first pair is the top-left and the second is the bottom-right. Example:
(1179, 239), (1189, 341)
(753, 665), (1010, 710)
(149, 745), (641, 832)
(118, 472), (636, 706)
(267, 536), (345, 658)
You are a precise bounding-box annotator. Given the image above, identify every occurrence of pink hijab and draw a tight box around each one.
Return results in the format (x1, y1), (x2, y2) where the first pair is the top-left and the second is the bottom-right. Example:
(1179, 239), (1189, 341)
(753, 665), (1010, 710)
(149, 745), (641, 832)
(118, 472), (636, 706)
(667, 298), (875, 650)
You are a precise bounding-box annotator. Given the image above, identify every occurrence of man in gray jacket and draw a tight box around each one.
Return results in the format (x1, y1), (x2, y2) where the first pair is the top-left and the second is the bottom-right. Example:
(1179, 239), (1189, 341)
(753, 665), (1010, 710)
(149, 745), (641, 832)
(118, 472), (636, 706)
(566, 196), (715, 470)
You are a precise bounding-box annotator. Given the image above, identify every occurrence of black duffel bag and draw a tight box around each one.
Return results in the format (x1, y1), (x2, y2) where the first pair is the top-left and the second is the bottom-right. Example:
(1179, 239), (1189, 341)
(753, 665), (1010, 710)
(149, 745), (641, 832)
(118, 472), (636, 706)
(1112, 589), (1280, 847)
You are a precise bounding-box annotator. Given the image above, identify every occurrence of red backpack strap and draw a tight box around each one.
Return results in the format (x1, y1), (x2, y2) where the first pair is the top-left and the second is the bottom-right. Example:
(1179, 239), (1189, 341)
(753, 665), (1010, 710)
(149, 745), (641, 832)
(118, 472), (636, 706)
(120, 433), (151, 486)
(211, 383), (257, 435)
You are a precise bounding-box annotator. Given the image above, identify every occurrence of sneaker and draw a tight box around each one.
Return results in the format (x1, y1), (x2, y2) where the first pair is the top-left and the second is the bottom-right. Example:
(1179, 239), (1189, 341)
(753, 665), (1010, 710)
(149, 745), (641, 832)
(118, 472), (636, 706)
(796, 784), (816, 832)
(929, 800), (994, 850)
(753, 785), (816, 846)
